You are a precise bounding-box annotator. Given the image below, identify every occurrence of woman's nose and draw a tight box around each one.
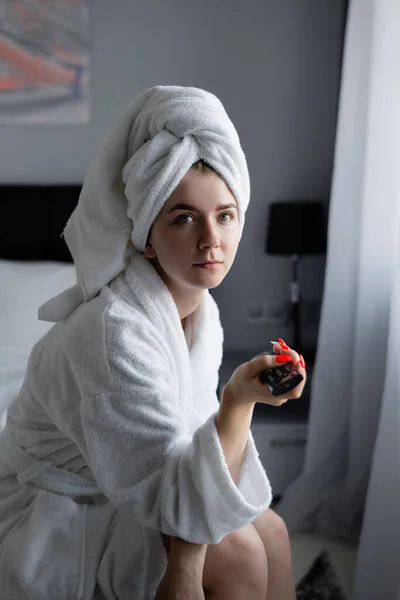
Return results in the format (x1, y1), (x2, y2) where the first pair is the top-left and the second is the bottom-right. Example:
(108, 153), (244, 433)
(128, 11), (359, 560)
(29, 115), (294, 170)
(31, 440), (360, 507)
(199, 228), (220, 249)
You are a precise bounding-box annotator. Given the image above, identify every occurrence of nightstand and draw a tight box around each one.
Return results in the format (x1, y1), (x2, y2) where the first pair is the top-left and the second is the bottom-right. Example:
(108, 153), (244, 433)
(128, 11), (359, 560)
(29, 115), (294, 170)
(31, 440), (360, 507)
(217, 349), (315, 496)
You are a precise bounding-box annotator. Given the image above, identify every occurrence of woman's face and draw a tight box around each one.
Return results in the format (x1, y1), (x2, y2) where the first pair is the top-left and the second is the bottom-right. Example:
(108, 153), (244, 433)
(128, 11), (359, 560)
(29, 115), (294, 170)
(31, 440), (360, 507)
(144, 169), (240, 292)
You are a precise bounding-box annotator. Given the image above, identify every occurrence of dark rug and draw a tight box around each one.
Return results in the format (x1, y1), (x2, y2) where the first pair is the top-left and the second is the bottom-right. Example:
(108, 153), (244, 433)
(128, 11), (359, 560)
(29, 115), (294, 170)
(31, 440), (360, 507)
(295, 551), (347, 600)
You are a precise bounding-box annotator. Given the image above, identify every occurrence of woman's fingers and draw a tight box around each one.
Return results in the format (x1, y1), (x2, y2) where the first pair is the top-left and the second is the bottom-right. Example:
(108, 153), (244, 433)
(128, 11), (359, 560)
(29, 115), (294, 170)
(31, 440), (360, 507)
(271, 338), (305, 371)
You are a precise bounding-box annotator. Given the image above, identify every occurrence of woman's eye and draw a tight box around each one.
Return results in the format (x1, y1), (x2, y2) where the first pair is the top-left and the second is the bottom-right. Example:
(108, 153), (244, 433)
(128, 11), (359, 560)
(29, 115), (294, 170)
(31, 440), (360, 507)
(175, 214), (194, 224)
(174, 212), (234, 225)
(219, 212), (233, 221)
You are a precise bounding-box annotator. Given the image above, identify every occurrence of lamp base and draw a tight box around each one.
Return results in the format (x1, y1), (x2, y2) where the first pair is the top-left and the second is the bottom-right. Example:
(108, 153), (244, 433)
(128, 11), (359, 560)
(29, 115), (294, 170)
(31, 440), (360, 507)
(291, 299), (302, 353)
(291, 255), (302, 352)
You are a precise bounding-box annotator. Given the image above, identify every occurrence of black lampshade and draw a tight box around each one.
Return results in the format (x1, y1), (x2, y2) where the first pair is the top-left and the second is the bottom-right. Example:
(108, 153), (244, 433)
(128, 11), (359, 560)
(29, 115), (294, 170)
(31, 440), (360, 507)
(266, 200), (327, 255)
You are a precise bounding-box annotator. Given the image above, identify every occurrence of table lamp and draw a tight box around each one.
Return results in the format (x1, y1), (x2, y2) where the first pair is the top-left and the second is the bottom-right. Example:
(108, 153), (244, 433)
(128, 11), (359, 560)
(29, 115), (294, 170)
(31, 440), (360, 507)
(266, 200), (327, 353)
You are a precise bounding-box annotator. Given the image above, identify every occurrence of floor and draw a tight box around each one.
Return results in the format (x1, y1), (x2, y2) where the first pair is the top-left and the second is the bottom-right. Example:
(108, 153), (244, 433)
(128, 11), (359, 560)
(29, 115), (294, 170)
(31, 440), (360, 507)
(290, 532), (358, 599)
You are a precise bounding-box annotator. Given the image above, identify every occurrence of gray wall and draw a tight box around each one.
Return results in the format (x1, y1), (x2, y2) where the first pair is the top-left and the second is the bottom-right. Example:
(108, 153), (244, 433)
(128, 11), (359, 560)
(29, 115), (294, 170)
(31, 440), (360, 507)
(0, 0), (344, 352)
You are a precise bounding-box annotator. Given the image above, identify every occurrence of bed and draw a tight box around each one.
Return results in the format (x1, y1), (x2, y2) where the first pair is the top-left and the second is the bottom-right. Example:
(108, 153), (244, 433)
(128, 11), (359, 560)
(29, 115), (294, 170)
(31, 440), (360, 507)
(0, 185), (81, 429)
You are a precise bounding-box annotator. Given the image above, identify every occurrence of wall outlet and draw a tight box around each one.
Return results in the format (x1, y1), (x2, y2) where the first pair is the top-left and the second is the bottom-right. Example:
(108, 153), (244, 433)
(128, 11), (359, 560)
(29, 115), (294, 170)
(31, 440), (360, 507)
(245, 301), (289, 325)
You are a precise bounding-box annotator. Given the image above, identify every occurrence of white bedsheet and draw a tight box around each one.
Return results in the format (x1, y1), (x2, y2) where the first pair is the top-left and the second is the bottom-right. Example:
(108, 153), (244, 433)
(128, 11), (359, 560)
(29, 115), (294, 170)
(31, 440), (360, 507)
(0, 260), (76, 429)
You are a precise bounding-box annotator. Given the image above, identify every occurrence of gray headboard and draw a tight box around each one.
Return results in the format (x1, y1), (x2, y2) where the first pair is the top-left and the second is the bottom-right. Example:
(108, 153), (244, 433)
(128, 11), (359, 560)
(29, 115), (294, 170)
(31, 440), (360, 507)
(0, 185), (81, 262)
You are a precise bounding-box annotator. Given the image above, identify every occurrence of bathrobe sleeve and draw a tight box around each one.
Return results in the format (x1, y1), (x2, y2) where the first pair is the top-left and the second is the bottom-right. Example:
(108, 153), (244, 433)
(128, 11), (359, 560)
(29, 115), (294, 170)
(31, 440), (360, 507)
(63, 301), (272, 545)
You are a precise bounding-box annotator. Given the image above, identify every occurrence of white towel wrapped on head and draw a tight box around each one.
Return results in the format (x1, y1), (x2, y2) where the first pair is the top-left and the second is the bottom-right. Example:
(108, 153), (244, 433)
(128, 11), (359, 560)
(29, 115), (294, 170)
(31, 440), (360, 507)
(38, 85), (250, 323)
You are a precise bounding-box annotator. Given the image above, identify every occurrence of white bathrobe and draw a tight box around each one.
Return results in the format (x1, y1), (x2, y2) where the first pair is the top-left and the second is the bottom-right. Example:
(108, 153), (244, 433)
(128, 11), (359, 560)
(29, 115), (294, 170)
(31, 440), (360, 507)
(0, 252), (272, 600)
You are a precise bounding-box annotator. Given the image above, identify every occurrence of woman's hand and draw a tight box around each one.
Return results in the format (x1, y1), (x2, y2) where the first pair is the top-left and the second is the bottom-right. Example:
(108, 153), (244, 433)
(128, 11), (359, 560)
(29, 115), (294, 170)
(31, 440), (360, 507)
(154, 565), (205, 600)
(225, 338), (307, 407)
(154, 536), (207, 600)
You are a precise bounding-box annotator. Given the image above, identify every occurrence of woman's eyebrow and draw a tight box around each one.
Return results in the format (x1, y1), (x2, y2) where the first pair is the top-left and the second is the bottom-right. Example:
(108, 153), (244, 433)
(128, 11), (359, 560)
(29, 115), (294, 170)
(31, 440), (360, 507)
(167, 203), (237, 213)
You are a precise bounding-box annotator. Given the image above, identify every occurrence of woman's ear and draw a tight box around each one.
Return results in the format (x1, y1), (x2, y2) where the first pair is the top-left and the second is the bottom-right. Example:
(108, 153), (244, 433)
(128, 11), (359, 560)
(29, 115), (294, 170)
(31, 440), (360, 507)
(144, 241), (156, 259)
(144, 227), (157, 259)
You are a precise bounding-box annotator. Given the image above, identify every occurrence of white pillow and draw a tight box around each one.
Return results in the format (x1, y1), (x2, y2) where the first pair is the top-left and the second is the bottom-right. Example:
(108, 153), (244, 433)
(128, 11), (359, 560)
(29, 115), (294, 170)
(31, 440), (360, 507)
(0, 260), (76, 430)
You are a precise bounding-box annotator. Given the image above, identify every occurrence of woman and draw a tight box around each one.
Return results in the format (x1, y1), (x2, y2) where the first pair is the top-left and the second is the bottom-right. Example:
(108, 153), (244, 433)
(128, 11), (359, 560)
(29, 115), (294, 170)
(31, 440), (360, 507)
(0, 86), (305, 599)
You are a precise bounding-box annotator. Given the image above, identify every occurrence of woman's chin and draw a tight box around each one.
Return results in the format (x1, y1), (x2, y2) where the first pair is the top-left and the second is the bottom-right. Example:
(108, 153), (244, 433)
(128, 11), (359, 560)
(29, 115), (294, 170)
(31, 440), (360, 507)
(189, 268), (225, 287)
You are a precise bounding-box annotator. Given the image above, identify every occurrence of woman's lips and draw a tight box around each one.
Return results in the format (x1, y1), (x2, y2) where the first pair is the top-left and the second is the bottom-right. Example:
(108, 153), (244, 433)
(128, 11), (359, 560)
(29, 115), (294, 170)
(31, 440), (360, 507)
(193, 262), (222, 269)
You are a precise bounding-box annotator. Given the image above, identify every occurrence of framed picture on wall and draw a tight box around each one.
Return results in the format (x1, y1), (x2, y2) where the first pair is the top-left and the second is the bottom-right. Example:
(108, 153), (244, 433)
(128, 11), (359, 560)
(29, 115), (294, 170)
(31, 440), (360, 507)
(0, 0), (90, 124)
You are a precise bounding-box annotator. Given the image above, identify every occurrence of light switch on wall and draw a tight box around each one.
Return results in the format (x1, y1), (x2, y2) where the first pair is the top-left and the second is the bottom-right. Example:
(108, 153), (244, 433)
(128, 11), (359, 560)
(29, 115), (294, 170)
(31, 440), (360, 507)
(245, 301), (289, 325)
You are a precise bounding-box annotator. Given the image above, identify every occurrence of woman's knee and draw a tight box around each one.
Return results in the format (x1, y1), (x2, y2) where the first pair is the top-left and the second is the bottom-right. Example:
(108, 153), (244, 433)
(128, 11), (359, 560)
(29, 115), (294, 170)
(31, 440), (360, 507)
(252, 508), (291, 558)
(268, 510), (290, 541)
(225, 524), (268, 576)
(203, 523), (268, 595)
(160, 525), (268, 596)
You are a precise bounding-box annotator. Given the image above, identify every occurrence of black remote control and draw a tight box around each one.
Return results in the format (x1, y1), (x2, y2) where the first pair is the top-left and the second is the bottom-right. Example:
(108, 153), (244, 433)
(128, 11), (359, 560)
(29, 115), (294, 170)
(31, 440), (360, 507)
(253, 351), (304, 396)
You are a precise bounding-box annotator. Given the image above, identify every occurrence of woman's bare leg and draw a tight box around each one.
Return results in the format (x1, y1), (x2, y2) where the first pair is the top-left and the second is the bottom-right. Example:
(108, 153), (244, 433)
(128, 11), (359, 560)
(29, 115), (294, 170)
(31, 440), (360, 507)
(251, 508), (296, 600)
(201, 508), (295, 600)
(162, 522), (268, 600)
(202, 522), (268, 600)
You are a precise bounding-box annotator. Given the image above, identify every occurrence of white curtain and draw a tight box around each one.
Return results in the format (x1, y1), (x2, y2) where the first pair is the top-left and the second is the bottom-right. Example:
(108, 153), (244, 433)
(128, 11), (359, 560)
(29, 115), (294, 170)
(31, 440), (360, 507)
(275, 0), (400, 598)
